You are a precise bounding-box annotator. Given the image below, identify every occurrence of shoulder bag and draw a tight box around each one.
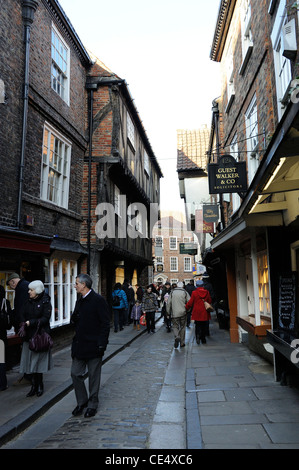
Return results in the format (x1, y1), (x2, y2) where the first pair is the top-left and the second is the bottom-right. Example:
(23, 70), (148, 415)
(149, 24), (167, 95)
(29, 321), (53, 353)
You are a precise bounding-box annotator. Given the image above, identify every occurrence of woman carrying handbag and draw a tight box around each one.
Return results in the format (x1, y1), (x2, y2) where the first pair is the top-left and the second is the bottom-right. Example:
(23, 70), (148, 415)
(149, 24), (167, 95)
(18, 280), (53, 397)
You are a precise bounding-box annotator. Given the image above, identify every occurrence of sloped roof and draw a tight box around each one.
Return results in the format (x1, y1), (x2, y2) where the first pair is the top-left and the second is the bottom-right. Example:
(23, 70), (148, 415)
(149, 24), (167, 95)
(177, 126), (210, 172)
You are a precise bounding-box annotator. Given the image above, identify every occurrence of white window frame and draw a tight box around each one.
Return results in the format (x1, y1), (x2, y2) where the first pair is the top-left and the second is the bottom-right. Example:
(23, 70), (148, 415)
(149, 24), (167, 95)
(155, 236), (163, 248)
(245, 95), (259, 185)
(41, 122), (71, 209)
(184, 257), (192, 272)
(170, 257), (178, 272)
(271, 0), (292, 120)
(230, 134), (241, 212)
(51, 24), (70, 105)
(169, 237), (177, 250)
(226, 39), (235, 112)
(127, 111), (135, 149)
(44, 257), (78, 328)
(239, 0), (253, 75)
(114, 185), (121, 216)
(144, 150), (150, 176)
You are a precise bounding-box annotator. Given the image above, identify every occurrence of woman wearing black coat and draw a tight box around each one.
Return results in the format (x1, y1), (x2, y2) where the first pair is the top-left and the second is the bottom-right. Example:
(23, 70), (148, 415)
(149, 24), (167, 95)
(18, 280), (53, 397)
(0, 285), (12, 391)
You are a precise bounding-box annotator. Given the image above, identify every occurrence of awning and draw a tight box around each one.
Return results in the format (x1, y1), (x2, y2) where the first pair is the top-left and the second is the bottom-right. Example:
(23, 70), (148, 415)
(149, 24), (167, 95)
(0, 230), (51, 253)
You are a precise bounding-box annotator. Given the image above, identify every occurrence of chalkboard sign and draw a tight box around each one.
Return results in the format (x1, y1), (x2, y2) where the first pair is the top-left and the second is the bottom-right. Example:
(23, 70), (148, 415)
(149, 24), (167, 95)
(278, 272), (297, 331)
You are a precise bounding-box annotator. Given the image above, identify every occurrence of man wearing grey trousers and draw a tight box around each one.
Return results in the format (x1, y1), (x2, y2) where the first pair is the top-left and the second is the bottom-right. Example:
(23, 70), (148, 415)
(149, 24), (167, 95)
(71, 274), (110, 418)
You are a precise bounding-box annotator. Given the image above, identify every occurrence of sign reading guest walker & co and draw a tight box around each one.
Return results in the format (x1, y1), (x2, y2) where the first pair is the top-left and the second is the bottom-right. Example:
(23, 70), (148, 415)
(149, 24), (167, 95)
(208, 155), (247, 194)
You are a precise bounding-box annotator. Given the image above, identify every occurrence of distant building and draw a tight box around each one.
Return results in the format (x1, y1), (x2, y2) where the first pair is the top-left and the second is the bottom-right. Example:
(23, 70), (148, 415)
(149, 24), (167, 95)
(177, 126), (213, 253)
(152, 214), (200, 285)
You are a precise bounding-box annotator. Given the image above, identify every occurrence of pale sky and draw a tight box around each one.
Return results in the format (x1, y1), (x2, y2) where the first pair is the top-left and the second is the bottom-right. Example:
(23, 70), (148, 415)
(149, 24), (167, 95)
(59, 0), (221, 213)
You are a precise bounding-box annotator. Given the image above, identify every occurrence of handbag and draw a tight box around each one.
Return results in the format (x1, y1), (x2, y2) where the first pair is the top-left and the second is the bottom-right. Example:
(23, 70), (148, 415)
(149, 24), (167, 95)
(29, 321), (53, 353)
(204, 301), (214, 313)
(139, 313), (146, 326)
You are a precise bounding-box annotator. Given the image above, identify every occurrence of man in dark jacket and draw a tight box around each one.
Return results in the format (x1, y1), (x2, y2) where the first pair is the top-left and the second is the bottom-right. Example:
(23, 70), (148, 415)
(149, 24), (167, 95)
(6, 273), (29, 330)
(71, 274), (110, 418)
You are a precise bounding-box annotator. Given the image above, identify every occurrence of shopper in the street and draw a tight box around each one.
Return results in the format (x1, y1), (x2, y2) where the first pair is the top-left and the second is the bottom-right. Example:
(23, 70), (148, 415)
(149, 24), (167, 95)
(131, 300), (142, 330)
(18, 280), (53, 397)
(185, 279), (196, 327)
(166, 282), (190, 348)
(71, 274), (110, 418)
(6, 273), (29, 332)
(122, 279), (135, 325)
(0, 285), (12, 391)
(161, 281), (172, 332)
(112, 283), (128, 332)
(141, 285), (159, 334)
(185, 280), (212, 344)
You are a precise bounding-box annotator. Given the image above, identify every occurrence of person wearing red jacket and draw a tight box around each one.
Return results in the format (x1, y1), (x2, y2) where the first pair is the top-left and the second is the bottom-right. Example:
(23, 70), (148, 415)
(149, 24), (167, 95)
(185, 280), (212, 344)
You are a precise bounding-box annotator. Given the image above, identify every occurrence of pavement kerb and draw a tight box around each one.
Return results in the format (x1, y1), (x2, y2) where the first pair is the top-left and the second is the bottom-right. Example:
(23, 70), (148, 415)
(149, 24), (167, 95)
(0, 316), (162, 447)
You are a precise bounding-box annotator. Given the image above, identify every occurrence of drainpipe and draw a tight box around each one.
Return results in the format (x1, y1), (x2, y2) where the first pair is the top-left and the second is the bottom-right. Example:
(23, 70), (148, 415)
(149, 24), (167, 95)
(86, 84), (97, 274)
(17, 1), (38, 228)
(212, 98), (226, 230)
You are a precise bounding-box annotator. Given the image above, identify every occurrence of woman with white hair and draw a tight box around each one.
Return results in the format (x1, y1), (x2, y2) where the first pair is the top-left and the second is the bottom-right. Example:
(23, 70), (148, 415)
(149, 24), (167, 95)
(18, 280), (53, 397)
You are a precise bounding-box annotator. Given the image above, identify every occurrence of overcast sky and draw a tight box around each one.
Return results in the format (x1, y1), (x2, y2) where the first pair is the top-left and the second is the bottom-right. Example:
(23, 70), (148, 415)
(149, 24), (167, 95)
(59, 0), (221, 214)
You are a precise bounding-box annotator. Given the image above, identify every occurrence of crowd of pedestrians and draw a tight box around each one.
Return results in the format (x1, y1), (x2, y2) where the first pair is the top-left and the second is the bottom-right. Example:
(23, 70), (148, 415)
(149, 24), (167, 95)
(0, 270), (216, 419)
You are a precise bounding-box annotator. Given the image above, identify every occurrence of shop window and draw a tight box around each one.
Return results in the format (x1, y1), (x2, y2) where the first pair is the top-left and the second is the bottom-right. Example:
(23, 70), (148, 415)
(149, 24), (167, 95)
(257, 252), (270, 316)
(44, 258), (77, 328)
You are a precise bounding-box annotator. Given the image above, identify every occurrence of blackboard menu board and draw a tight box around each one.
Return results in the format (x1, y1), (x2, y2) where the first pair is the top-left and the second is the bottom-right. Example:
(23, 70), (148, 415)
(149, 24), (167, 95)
(278, 273), (297, 331)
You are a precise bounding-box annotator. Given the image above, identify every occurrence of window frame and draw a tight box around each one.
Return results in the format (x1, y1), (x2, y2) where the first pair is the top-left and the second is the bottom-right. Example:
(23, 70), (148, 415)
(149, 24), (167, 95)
(169, 237), (177, 250)
(184, 257), (192, 272)
(51, 23), (70, 105)
(271, 0), (292, 120)
(245, 95), (259, 185)
(170, 257), (178, 272)
(41, 122), (72, 209)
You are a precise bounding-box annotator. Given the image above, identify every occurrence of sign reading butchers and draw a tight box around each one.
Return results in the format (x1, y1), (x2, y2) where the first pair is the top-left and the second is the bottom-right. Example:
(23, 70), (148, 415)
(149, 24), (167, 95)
(208, 155), (247, 194)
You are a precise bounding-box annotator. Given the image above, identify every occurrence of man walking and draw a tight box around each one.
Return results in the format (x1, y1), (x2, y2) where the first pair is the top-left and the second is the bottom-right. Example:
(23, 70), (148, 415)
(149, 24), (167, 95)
(71, 274), (110, 418)
(166, 282), (190, 348)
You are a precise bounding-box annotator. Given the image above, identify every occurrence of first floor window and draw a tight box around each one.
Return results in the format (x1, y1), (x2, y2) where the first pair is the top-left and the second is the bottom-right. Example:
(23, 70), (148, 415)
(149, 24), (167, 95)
(41, 123), (71, 208)
(170, 257), (178, 272)
(44, 257), (77, 328)
(184, 257), (192, 272)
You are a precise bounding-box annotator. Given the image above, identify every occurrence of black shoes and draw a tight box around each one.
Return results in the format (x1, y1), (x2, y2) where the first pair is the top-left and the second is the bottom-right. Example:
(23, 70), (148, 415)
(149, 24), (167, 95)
(84, 408), (97, 418)
(72, 402), (88, 416)
(72, 403), (97, 417)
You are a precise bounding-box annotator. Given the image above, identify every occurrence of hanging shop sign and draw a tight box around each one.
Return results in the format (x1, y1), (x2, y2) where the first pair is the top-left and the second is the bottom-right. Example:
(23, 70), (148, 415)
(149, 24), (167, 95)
(156, 263), (164, 272)
(179, 243), (198, 255)
(208, 154), (247, 194)
(203, 204), (219, 223)
(195, 210), (214, 234)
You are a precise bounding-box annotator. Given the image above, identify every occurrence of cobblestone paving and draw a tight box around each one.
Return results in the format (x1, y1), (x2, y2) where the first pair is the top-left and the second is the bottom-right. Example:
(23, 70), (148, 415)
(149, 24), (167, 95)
(37, 329), (173, 449)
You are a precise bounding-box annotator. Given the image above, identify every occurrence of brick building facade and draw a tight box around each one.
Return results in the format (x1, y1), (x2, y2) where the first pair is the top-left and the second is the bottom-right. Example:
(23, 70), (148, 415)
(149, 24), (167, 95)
(203, 0), (299, 382)
(0, 0), (161, 344)
(153, 215), (199, 285)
